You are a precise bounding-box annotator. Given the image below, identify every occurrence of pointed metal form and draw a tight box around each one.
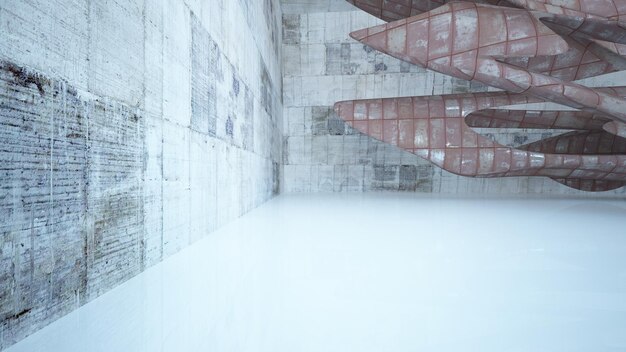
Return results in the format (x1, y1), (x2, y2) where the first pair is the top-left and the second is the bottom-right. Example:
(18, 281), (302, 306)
(340, 0), (626, 191)
(334, 91), (626, 191)
(350, 3), (626, 124)
(348, 0), (626, 22)
(465, 109), (611, 130)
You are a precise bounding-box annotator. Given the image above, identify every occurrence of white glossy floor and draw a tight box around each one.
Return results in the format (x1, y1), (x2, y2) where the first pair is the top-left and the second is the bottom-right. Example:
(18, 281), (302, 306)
(7, 193), (626, 352)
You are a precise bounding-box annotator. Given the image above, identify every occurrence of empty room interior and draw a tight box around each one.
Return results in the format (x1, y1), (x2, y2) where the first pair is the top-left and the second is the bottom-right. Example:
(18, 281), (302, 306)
(2, 0), (626, 350)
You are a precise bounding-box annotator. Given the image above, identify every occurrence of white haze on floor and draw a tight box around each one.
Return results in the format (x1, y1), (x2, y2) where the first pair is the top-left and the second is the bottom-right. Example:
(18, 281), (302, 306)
(7, 193), (626, 352)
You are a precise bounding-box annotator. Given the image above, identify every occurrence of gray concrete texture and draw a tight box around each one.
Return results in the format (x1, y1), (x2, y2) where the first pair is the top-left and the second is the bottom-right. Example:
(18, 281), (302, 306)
(279, 0), (626, 195)
(2, 0), (626, 349)
(0, 0), (283, 349)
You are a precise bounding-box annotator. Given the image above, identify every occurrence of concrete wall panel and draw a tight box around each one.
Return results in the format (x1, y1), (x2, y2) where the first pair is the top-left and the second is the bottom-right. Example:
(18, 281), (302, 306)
(0, 0), (283, 348)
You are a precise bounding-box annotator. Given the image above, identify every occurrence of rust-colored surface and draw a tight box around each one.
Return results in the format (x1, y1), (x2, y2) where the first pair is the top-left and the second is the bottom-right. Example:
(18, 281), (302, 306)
(335, 92), (626, 191)
(337, 0), (626, 191)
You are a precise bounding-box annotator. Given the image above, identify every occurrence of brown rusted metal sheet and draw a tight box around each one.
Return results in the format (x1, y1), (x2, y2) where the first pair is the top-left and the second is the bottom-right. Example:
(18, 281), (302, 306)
(338, 0), (626, 191)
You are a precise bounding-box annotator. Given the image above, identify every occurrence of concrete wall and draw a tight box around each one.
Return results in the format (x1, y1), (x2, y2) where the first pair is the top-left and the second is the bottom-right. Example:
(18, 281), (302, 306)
(0, 0), (283, 349)
(280, 0), (626, 195)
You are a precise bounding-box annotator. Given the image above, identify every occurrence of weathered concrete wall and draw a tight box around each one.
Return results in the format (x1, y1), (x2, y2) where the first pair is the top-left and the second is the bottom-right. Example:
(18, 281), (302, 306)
(0, 0), (283, 349)
(280, 0), (626, 195)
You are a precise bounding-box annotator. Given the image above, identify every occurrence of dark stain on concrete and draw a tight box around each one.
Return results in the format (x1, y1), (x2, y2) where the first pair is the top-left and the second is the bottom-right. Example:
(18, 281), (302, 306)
(282, 14), (301, 44)
(242, 87), (254, 150)
(260, 58), (276, 120)
(1, 61), (49, 96)
(374, 165), (398, 182)
(0, 60), (145, 349)
(399, 165), (417, 191)
(225, 116), (234, 137)
(374, 62), (388, 72)
(264, 0), (280, 56)
(362, 45), (374, 54)
(191, 13), (219, 136)
(272, 161), (280, 195)
(513, 134), (529, 145)
(6, 308), (32, 321)
(232, 74), (240, 97)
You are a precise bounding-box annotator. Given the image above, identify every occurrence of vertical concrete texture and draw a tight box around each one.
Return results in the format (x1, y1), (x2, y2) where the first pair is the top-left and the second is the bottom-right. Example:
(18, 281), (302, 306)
(0, 0), (283, 349)
(279, 0), (626, 195)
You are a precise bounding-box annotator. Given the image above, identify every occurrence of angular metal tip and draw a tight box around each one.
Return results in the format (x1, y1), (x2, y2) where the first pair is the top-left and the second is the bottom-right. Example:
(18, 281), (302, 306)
(349, 28), (369, 41)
